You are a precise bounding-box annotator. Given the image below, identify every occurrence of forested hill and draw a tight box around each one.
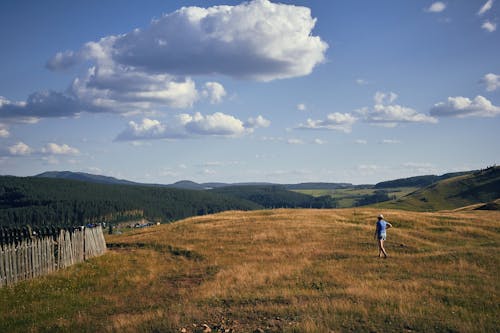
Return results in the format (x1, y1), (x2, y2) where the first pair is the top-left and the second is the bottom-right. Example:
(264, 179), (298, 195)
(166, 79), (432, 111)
(210, 185), (336, 208)
(0, 176), (262, 228)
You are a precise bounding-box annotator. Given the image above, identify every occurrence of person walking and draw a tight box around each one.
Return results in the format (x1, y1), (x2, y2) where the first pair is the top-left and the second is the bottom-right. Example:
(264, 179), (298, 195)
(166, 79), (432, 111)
(374, 214), (392, 258)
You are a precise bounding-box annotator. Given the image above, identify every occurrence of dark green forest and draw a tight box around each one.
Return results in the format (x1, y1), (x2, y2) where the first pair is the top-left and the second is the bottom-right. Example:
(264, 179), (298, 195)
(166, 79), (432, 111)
(210, 185), (337, 208)
(0, 176), (262, 228)
(0, 177), (336, 228)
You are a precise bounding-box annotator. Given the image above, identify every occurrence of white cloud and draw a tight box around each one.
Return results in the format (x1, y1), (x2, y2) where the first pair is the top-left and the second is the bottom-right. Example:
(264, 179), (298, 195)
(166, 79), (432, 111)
(48, 0), (327, 82)
(481, 73), (500, 91)
(116, 118), (171, 140)
(357, 164), (380, 177)
(478, 0), (494, 15)
(71, 66), (199, 112)
(297, 103), (307, 111)
(355, 78), (369, 85)
(426, 2), (446, 13)
(430, 95), (500, 118)
(380, 139), (401, 144)
(287, 138), (304, 145)
(313, 138), (326, 145)
(8, 142), (33, 156)
(374, 91), (398, 105)
(116, 112), (266, 140)
(41, 143), (80, 155)
(3, 1), (327, 123)
(246, 115), (271, 129)
(357, 92), (437, 127)
(355, 139), (367, 144)
(0, 124), (9, 138)
(202, 82), (227, 104)
(298, 112), (357, 133)
(182, 112), (247, 136)
(402, 162), (437, 174)
(481, 20), (497, 32)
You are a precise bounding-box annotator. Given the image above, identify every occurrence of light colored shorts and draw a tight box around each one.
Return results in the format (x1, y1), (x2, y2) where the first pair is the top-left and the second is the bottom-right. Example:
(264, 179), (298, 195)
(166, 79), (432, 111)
(378, 233), (387, 241)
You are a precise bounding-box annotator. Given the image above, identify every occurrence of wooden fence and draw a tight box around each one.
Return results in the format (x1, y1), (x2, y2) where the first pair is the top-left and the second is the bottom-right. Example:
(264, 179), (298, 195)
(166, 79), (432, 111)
(0, 226), (107, 287)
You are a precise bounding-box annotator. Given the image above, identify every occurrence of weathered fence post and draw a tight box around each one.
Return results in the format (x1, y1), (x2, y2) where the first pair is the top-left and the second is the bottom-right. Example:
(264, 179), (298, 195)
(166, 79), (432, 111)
(1, 225), (106, 287)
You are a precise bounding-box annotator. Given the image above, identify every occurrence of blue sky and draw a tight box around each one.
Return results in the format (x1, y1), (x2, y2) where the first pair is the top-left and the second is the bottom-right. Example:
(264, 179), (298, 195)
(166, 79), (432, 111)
(0, 0), (499, 184)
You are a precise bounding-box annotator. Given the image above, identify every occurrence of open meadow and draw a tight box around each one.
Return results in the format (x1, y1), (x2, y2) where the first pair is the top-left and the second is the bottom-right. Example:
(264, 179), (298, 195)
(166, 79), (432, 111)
(1, 208), (499, 332)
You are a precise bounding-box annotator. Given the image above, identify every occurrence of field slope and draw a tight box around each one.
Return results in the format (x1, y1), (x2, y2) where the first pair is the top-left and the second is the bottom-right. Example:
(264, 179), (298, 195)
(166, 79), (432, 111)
(1, 208), (498, 332)
(378, 166), (500, 211)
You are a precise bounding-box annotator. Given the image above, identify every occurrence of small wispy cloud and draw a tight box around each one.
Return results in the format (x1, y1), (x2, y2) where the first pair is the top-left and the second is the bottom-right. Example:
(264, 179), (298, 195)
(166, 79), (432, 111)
(202, 82), (227, 104)
(297, 112), (357, 133)
(41, 143), (80, 155)
(478, 0), (494, 15)
(402, 162), (437, 174)
(297, 103), (307, 111)
(481, 20), (497, 32)
(0, 124), (9, 138)
(355, 78), (369, 85)
(480, 73), (500, 91)
(287, 138), (305, 145)
(380, 139), (401, 144)
(426, 2), (446, 13)
(5, 141), (80, 158)
(313, 138), (327, 145)
(8, 142), (33, 156)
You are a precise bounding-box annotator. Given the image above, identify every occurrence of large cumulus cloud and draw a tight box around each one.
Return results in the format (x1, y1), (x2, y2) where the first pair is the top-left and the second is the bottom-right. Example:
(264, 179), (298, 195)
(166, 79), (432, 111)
(2, 0), (327, 127)
(48, 0), (328, 81)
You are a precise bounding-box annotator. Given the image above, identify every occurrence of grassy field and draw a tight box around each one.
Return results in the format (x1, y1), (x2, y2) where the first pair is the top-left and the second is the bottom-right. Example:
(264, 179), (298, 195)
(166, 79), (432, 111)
(1, 208), (499, 332)
(294, 187), (419, 208)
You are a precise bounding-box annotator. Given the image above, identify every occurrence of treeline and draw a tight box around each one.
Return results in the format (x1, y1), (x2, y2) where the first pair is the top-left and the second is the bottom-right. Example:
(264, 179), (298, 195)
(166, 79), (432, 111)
(354, 190), (393, 206)
(211, 185), (337, 208)
(374, 171), (471, 189)
(0, 176), (261, 228)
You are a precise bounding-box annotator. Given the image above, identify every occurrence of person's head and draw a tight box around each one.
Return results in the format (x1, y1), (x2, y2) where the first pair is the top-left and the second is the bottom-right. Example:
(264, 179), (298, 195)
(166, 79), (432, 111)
(377, 214), (384, 220)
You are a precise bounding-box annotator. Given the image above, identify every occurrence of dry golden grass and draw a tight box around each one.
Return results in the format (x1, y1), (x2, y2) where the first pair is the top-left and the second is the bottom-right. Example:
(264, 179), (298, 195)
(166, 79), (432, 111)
(1, 208), (499, 332)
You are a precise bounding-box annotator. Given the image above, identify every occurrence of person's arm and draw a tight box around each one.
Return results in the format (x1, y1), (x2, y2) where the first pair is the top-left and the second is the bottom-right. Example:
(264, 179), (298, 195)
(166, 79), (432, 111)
(386, 222), (393, 229)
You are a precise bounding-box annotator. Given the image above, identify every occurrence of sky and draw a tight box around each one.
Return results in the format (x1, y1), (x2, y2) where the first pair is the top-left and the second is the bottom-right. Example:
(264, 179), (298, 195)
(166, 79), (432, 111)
(0, 0), (499, 185)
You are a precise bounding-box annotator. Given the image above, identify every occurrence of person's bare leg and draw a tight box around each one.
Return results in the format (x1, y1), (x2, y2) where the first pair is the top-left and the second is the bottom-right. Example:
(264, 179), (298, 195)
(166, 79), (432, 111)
(378, 239), (388, 258)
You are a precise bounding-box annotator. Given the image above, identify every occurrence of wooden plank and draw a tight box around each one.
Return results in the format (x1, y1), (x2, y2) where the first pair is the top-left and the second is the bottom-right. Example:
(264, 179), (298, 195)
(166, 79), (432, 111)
(6, 244), (13, 285)
(0, 245), (5, 287)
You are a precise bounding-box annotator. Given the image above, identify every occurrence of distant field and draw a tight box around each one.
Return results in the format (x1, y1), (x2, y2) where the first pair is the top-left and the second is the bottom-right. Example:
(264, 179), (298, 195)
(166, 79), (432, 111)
(294, 187), (419, 208)
(1, 208), (499, 332)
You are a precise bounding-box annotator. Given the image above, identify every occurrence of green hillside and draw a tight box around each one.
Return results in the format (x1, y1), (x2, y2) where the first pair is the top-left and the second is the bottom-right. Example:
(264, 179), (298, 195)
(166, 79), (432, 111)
(377, 166), (500, 211)
(374, 171), (470, 189)
(0, 176), (261, 227)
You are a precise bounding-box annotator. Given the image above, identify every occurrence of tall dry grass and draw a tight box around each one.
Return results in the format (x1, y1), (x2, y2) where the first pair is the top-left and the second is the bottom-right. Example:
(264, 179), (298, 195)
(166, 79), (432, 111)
(1, 208), (499, 332)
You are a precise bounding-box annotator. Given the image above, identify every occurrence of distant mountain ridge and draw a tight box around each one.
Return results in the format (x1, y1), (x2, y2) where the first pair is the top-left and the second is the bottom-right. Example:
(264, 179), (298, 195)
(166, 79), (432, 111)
(36, 171), (140, 186)
(35, 171), (353, 189)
